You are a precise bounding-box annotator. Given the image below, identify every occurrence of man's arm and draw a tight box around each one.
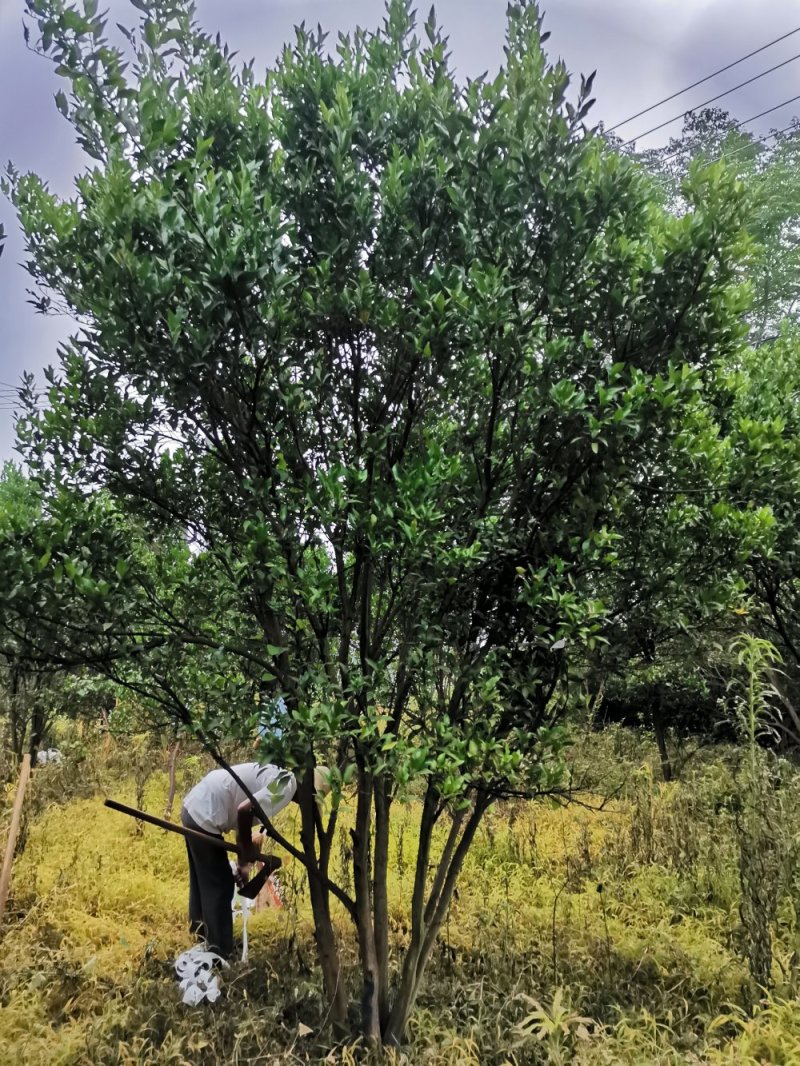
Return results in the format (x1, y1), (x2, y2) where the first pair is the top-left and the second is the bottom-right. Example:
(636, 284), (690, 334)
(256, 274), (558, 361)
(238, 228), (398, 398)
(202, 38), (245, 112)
(235, 800), (262, 875)
(236, 772), (297, 877)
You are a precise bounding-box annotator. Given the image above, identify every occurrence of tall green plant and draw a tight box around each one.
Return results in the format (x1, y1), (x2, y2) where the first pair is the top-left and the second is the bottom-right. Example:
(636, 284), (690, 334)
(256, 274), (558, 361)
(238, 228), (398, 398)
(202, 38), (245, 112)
(3, 0), (760, 1043)
(731, 634), (785, 994)
(635, 107), (800, 345)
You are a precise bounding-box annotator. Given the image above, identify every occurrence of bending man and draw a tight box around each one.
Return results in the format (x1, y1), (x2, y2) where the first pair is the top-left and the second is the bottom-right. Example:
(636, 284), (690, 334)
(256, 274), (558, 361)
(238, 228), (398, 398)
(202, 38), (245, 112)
(181, 762), (327, 958)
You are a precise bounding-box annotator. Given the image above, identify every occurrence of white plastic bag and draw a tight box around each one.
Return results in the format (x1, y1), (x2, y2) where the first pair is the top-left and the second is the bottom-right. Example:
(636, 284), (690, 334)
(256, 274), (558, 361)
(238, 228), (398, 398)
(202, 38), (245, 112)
(231, 862), (253, 962)
(174, 947), (228, 1005)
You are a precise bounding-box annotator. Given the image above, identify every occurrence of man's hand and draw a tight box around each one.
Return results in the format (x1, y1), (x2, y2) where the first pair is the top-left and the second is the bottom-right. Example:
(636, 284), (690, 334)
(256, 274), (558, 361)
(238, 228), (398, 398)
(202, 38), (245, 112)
(235, 834), (262, 889)
(234, 835), (270, 890)
(238, 841), (262, 866)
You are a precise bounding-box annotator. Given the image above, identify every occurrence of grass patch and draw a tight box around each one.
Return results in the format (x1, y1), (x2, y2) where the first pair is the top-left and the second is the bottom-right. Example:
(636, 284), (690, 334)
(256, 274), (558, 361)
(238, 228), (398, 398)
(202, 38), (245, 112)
(1, 736), (798, 1063)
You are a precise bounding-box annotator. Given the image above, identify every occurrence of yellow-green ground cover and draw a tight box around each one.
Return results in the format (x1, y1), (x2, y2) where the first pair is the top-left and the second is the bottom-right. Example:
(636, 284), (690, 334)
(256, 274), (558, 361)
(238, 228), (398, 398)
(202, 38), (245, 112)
(2, 735), (800, 1064)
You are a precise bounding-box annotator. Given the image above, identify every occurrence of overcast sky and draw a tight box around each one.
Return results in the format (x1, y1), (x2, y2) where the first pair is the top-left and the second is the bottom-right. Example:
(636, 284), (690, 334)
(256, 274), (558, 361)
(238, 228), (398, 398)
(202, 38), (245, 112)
(1, 0), (799, 462)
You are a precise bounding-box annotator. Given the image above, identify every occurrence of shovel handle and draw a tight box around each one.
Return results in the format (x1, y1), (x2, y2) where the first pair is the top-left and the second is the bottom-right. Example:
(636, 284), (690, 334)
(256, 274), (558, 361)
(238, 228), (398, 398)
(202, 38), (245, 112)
(105, 797), (240, 852)
(237, 856), (282, 899)
(104, 797), (280, 897)
(104, 797), (241, 855)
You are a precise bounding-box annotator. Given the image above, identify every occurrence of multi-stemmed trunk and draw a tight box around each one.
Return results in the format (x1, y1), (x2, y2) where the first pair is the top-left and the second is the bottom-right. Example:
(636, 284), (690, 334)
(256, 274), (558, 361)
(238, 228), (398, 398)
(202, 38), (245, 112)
(304, 764), (493, 1046)
(381, 787), (491, 1044)
(211, 736), (493, 1046)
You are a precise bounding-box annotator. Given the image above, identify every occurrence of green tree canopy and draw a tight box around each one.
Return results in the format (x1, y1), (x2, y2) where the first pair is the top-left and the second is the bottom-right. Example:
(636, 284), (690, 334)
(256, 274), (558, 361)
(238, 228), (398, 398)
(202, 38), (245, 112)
(3, 0), (765, 1043)
(0, 465), (124, 761)
(631, 110), (800, 743)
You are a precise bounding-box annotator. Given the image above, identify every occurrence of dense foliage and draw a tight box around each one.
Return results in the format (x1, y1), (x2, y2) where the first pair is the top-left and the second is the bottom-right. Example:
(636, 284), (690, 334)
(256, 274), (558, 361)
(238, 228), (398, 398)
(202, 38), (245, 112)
(606, 112), (800, 750)
(0, 463), (118, 761)
(1, 0), (798, 1047)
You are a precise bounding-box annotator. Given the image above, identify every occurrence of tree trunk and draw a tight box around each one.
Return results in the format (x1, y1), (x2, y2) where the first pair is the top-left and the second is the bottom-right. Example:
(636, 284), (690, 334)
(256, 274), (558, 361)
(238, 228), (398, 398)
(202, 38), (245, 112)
(352, 766), (381, 1044)
(299, 776), (349, 1034)
(652, 693), (672, 783)
(386, 797), (492, 1044)
(308, 871), (348, 1033)
(383, 783), (438, 1044)
(28, 698), (45, 766)
(163, 740), (180, 820)
(373, 777), (391, 1032)
(9, 671), (22, 763)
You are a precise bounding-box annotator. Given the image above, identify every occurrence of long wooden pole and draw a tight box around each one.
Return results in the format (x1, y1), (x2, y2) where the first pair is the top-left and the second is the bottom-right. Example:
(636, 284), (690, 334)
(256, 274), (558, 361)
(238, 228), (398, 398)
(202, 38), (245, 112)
(0, 753), (32, 926)
(104, 797), (240, 853)
(104, 798), (279, 900)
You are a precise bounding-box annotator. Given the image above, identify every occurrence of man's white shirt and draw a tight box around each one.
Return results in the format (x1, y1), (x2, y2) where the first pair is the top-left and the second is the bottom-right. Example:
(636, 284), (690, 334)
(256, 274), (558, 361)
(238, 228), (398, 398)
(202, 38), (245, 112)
(184, 762), (296, 833)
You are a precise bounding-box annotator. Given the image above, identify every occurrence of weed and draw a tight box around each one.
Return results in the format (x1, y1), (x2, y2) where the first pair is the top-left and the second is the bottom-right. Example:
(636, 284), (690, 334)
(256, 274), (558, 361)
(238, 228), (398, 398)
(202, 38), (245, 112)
(730, 635), (786, 995)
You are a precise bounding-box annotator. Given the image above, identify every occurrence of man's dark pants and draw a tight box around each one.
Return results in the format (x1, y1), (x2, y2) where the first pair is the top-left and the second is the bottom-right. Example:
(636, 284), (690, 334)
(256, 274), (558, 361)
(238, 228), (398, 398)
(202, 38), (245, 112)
(180, 805), (235, 958)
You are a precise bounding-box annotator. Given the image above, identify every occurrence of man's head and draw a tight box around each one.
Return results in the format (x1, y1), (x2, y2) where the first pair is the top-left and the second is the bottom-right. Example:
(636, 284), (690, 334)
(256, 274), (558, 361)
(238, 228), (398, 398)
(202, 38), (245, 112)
(313, 765), (331, 799)
(291, 765), (332, 805)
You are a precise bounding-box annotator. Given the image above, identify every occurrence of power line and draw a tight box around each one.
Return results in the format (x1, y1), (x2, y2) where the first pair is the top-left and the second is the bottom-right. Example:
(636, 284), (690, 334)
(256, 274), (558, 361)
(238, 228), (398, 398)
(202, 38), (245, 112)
(608, 24), (800, 132)
(654, 92), (800, 164)
(712, 120), (800, 166)
(724, 92), (800, 131)
(623, 50), (800, 147)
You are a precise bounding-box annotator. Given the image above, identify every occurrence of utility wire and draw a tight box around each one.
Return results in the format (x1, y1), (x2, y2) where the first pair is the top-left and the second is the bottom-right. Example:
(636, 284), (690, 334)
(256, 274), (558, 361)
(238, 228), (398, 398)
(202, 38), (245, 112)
(608, 24), (800, 132)
(652, 92), (800, 164)
(718, 92), (800, 134)
(712, 120), (800, 165)
(623, 50), (800, 147)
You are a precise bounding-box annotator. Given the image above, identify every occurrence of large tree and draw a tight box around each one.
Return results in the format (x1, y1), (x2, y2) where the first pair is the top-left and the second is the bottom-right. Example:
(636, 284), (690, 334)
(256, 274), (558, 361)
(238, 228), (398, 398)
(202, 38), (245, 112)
(4, 0), (760, 1043)
(0, 463), (171, 761)
(0, 462), (56, 762)
(727, 328), (800, 735)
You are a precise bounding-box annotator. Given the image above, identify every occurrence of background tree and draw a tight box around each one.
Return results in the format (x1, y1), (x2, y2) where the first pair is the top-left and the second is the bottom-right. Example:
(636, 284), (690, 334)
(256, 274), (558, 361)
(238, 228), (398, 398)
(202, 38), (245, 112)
(0, 464), (163, 764)
(625, 112), (800, 748)
(582, 386), (772, 780)
(0, 462), (52, 762)
(727, 329), (800, 740)
(636, 107), (800, 344)
(3, 0), (765, 1044)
